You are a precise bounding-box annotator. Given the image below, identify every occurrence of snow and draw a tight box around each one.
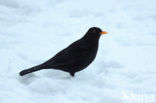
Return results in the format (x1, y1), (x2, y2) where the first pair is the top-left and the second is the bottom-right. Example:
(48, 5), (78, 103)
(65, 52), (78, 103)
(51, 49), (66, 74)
(0, 0), (156, 103)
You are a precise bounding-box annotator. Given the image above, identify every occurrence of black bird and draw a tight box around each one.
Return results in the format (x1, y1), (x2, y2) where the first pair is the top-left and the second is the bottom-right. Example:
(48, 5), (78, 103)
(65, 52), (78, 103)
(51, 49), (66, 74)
(19, 27), (107, 77)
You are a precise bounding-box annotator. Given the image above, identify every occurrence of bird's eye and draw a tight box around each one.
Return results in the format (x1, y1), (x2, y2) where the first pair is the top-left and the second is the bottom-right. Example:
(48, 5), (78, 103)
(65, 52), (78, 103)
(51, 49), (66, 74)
(92, 29), (97, 33)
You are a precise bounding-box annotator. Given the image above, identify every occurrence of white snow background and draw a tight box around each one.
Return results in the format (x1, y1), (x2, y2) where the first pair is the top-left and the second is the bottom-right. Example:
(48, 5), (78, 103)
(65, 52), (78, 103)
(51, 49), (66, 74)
(0, 0), (156, 103)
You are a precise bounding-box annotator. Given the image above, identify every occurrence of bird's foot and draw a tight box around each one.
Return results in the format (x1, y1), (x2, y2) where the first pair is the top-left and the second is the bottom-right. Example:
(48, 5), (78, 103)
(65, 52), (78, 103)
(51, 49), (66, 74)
(70, 72), (75, 77)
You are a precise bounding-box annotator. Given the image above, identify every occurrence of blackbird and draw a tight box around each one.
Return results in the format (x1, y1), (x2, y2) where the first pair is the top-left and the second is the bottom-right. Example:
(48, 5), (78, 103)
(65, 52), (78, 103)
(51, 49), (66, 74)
(19, 27), (107, 77)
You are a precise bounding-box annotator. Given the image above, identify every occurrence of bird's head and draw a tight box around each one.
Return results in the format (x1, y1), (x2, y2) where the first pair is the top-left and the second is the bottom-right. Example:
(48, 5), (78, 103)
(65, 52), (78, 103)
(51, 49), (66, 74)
(88, 27), (107, 35)
(84, 27), (107, 39)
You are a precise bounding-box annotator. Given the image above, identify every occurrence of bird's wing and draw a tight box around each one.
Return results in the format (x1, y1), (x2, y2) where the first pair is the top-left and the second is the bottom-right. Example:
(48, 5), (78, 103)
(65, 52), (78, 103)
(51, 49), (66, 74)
(45, 40), (88, 68)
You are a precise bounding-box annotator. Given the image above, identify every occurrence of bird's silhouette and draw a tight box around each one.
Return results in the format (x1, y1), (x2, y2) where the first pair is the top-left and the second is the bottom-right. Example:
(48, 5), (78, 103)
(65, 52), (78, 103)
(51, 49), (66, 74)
(19, 27), (107, 77)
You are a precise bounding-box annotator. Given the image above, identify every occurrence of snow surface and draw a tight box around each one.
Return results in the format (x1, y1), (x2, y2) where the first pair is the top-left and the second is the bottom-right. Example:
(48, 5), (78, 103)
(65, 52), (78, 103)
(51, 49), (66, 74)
(0, 0), (156, 103)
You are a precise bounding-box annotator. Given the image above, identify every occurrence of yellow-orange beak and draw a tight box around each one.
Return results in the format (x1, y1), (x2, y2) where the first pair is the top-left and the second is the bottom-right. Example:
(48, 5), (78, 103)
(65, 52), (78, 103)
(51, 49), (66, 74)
(100, 31), (108, 35)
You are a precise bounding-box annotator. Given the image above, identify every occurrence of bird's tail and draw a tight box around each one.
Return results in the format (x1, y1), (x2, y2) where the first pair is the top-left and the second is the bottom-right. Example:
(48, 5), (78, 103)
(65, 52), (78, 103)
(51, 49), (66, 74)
(19, 65), (43, 76)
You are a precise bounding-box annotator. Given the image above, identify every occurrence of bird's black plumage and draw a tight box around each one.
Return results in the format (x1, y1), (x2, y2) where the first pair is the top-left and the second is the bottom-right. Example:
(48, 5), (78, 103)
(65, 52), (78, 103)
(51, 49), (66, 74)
(19, 27), (107, 77)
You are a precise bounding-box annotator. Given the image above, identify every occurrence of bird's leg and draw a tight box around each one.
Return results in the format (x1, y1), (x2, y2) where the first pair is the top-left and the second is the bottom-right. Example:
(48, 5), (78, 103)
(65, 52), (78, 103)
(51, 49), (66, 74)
(70, 72), (75, 77)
